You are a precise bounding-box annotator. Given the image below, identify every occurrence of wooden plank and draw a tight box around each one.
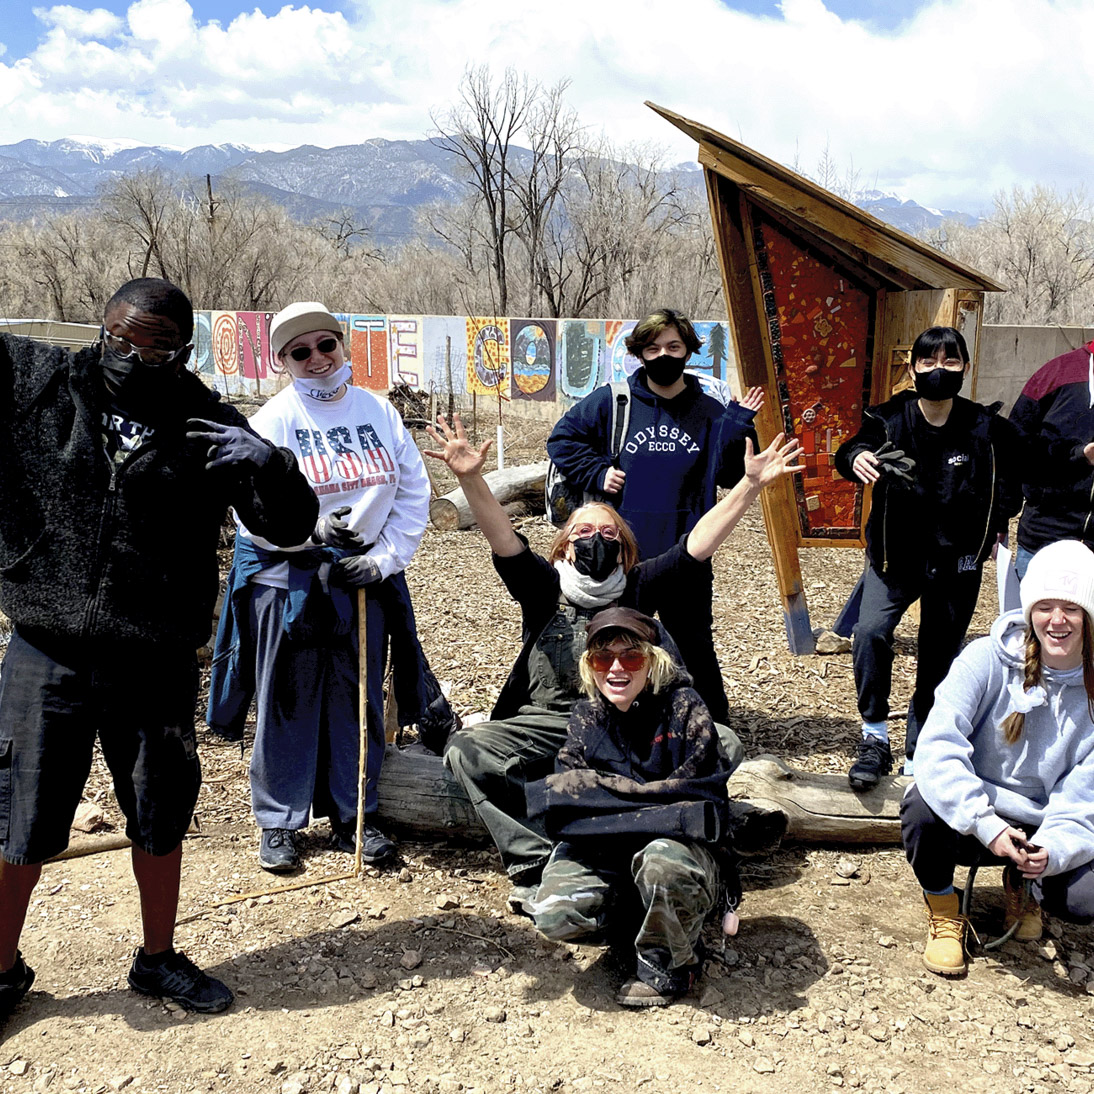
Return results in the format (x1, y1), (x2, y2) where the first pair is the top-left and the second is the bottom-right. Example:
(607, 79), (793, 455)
(698, 143), (994, 293)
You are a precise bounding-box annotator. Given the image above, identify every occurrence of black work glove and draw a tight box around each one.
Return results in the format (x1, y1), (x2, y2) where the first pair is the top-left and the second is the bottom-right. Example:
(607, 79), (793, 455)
(311, 505), (363, 549)
(873, 440), (917, 485)
(186, 419), (272, 471)
(332, 555), (383, 587)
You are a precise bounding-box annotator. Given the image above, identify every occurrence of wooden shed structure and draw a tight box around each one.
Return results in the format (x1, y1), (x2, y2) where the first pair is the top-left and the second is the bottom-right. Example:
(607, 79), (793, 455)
(649, 102), (1005, 653)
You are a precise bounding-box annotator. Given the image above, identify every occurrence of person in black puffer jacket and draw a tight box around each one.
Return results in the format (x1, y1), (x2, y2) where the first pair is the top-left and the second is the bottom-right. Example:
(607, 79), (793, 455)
(0, 278), (317, 1023)
(834, 326), (1023, 790)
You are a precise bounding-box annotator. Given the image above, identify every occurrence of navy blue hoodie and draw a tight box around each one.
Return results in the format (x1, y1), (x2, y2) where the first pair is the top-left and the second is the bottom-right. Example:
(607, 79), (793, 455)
(546, 368), (757, 558)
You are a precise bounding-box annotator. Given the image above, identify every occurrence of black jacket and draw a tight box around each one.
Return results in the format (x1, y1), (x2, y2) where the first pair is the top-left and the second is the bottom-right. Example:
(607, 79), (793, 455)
(0, 334), (318, 650)
(525, 677), (731, 843)
(834, 390), (1022, 575)
(1009, 342), (1094, 553)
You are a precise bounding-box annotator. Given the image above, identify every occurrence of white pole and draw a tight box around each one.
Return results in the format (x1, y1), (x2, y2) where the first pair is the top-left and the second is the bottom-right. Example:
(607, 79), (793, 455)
(496, 424), (505, 470)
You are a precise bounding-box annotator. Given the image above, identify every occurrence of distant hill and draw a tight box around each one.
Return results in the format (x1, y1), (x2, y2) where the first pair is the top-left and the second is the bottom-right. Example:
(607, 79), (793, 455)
(0, 137), (980, 244)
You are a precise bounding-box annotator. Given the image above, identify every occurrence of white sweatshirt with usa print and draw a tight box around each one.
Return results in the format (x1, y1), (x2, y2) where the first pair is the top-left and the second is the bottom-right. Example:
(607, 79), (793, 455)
(238, 383), (430, 583)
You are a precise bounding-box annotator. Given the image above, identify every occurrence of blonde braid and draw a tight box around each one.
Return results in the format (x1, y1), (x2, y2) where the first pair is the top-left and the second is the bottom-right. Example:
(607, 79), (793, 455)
(1002, 628), (1043, 745)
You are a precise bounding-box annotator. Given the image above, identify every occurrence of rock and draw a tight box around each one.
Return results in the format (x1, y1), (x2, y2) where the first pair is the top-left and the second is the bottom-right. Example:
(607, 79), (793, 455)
(753, 1058), (776, 1074)
(449, 1029), (466, 1043)
(330, 911), (360, 929)
(71, 802), (106, 833)
(435, 895), (460, 910)
(335, 1078), (358, 1094)
(33, 1074), (55, 1092)
(366, 907), (386, 920)
(398, 869), (413, 883)
(834, 858), (860, 879)
(336, 1048), (361, 1061)
(877, 936), (896, 949)
(1069, 1053), (1094, 1070)
(692, 1027), (713, 1045)
(400, 951), (423, 970)
(700, 987), (725, 1007)
(814, 630), (852, 655)
(10, 1062), (30, 1077)
(867, 1027), (889, 1043)
(483, 1006), (506, 1023)
(1037, 941), (1059, 961)
(738, 1029), (755, 1047)
(108, 1080), (134, 1092)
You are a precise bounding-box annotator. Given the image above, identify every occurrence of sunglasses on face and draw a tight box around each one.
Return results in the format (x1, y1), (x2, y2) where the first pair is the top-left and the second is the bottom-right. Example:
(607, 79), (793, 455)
(100, 330), (190, 368)
(588, 649), (648, 672)
(284, 336), (340, 362)
(569, 522), (621, 541)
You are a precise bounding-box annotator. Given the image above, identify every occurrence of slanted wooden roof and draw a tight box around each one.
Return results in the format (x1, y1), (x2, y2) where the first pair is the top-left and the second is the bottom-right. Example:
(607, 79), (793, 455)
(648, 101), (1005, 293)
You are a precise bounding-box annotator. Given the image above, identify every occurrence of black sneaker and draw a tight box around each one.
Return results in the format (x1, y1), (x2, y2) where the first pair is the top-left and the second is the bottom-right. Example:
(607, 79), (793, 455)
(0, 953), (35, 1018)
(848, 736), (893, 791)
(258, 828), (299, 873)
(331, 819), (396, 865)
(128, 948), (233, 1014)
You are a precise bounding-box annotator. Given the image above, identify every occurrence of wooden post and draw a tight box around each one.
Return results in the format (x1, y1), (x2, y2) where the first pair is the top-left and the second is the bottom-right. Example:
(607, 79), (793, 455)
(354, 588), (368, 877)
(445, 336), (454, 422)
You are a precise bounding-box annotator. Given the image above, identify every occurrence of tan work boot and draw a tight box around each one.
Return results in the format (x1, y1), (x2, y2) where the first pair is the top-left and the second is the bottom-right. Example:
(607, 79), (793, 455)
(1003, 866), (1043, 941)
(923, 891), (968, 976)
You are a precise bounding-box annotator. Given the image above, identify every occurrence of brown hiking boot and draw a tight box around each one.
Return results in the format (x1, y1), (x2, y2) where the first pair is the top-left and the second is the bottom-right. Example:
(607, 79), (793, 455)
(1003, 866), (1043, 941)
(615, 978), (674, 1008)
(923, 891), (968, 976)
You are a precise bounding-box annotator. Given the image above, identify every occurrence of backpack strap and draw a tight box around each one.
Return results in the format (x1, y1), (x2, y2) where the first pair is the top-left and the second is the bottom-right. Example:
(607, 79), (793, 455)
(608, 380), (631, 459)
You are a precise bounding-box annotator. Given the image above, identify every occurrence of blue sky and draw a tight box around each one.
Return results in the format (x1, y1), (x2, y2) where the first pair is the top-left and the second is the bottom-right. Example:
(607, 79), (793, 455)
(0, 0), (1089, 213)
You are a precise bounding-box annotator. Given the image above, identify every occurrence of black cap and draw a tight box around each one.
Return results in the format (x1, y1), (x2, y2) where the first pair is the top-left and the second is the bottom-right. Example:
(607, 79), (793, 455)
(585, 606), (659, 646)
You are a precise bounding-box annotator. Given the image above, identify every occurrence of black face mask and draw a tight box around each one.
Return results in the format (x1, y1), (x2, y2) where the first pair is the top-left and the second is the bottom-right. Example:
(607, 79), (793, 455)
(644, 353), (687, 388)
(913, 367), (964, 401)
(571, 533), (621, 582)
(101, 349), (181, 423)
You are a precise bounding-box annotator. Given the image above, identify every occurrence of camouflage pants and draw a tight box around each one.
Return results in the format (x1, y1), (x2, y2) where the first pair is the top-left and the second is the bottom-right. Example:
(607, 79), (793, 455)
(530, 837), (720, 995)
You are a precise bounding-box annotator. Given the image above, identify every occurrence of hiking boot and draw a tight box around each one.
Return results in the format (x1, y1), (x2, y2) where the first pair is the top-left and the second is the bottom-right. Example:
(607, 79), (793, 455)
(615, 977), (674, 1007)
(128, 948), (234, 1013)
(258, 828), (299, 873)
(922, 892), (968, 976)
(331, 819), (396, 865)
(848, 736), (893, 791)
(1004, 865), (1043, 941)
(0, 952), (35, 1018)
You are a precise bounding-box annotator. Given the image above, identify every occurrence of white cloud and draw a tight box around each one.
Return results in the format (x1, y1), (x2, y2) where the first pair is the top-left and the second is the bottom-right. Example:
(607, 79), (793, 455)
(0, 0), (1091, 212)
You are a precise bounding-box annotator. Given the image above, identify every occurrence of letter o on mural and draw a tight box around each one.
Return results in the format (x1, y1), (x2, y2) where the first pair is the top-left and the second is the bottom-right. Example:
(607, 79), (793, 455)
(213, 313), (239, 376)
(512, 323), (552, 395)
(473, 323), (505, 388)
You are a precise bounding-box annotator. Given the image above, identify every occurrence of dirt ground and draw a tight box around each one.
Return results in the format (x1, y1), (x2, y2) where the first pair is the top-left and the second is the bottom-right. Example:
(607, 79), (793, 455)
(4, 420), (1094, 1094)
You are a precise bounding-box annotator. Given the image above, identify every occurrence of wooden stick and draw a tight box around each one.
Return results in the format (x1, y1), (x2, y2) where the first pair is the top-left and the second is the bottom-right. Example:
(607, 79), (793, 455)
(355, 586), (368, 877)
(213, 871), (357, 907)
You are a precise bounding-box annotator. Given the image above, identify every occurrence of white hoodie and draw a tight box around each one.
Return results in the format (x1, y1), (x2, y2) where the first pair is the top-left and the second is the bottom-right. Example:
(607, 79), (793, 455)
(915, 609), (1094, 877)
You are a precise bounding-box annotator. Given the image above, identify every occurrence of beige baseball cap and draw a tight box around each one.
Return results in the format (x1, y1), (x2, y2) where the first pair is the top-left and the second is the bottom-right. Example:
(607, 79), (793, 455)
(269, 301), (342, 357)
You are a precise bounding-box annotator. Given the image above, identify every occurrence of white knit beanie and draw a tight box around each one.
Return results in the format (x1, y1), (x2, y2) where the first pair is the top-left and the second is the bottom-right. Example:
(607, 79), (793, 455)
(1020, 540), (1094, 623)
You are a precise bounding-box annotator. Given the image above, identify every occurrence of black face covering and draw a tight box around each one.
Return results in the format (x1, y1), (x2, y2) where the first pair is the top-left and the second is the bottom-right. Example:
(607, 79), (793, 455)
(571, 533), (621, 581)
(101, 349), (180, 423)
(913, 367), (964, 401)
(644, 353), (687, 388)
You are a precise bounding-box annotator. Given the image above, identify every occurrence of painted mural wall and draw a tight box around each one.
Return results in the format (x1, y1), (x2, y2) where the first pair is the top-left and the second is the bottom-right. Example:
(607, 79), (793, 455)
(191, 311), (734, 407)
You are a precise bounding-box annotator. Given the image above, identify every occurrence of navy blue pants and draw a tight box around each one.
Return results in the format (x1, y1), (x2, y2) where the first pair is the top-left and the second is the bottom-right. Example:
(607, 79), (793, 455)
(247, 584), (385, 831)
(901, 784), (1094, 923)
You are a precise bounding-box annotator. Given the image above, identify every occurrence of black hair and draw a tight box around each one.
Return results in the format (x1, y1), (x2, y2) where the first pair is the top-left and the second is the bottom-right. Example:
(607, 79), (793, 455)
(624, 308), (703, 358)
(910, 326), (969, 367)
(104, 278), (194, 343)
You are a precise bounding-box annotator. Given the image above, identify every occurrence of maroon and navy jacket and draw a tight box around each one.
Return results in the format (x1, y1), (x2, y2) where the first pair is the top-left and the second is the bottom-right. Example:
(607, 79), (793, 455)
(1009, 341), (1094, 553)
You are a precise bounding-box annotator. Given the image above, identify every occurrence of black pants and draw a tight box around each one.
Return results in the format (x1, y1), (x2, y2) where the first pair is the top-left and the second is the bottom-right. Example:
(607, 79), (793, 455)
(852, 560), (981, 758)
(900, 784), (1094, 923)
(656, 559), (729, 724)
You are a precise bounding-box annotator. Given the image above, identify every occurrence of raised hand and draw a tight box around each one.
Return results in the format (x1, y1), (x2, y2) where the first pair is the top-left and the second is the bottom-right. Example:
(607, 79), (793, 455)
(744, 433), (804, 490)
(739, 386), (764, 413)
(424, 413), (492, 479)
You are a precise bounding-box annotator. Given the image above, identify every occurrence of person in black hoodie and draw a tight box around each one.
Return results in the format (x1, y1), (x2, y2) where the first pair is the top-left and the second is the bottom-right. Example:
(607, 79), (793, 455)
(546, 309), (759, 723)
(834, 326), (1022, 789)
(1008, 337), (1094, 577)
(525, 607), (733, 1007)
(0, 278), (318, 1022)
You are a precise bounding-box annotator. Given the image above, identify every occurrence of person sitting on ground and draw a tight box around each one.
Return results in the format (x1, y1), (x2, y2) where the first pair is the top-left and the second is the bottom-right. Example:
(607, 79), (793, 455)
(525, 606), (736, 1007)
(0, 278), (318, 1022)
(546, 308), (762, 724)
(902, 539), (1094, 977)
(207, 301), (438, 874)
(425, 411), (800, 913)
(835, 325), (1022, 788)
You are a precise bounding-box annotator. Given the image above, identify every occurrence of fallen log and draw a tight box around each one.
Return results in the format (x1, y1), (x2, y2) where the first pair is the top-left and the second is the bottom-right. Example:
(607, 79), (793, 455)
(430, 461), (549, 530)
(376, 748), (910, 845)
(727, 754), (911, 844)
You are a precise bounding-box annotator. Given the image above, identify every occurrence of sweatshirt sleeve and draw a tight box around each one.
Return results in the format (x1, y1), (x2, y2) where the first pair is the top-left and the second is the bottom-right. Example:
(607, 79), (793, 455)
(545, 386), (615, 494)
(365, 408), (430, 579)
(1033, 745), (1094, 876)
(913, 640), (1011, 849)
(1009, 387), (1093, 486)
(713, 403), (759, 489)
(834, 410), (886, 482)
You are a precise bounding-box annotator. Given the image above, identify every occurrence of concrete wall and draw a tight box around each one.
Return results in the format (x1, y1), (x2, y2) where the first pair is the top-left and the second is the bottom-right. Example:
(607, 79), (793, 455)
(978, 324), (1094, 414)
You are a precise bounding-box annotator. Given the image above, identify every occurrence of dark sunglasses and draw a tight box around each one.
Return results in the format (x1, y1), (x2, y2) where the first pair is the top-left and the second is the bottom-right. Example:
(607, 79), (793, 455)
(285, 336), (340, 362)
(99, 329), (190, 368)
(588, 649), (648, 672)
